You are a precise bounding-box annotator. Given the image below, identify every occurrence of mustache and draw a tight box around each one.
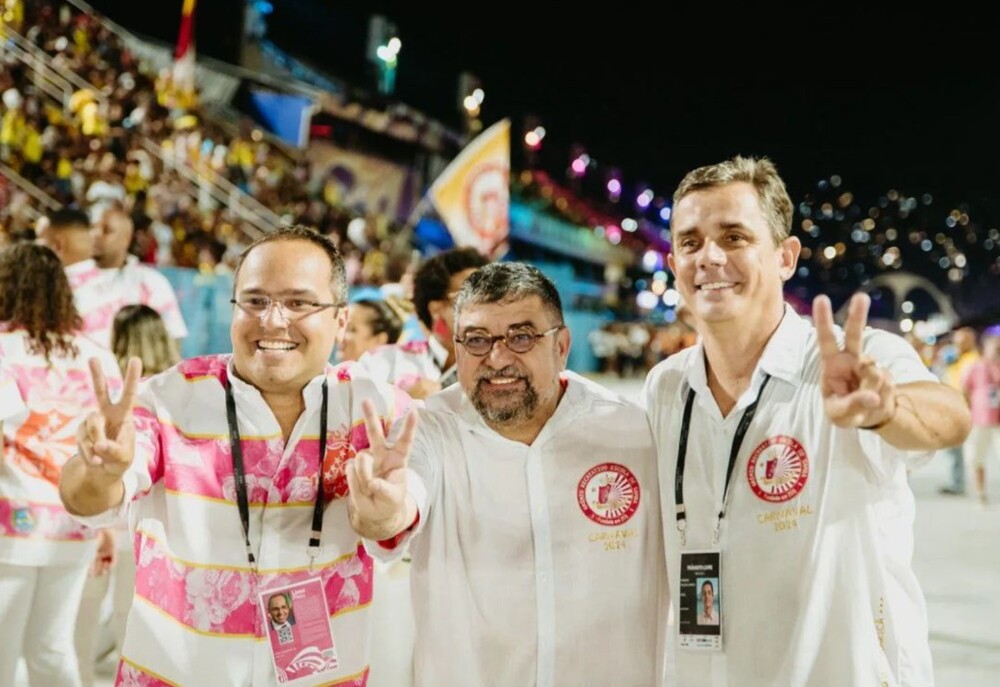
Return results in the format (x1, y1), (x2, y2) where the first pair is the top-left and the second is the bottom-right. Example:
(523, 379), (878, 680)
(476, 365), (529, 382)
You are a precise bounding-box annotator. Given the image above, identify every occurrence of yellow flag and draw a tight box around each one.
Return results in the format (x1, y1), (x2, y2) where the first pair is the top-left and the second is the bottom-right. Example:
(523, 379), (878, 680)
(428, 119), (509, 256)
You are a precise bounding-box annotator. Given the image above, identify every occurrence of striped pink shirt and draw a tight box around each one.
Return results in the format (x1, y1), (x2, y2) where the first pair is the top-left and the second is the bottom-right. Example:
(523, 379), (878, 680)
(77, 355), (413, 687)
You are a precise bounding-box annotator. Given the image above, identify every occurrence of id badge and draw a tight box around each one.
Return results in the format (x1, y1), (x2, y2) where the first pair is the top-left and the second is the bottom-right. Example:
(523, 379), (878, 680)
(260, 578), (340, 684)
(678, 550), (722, 651)
(988, 386), (1000, 410)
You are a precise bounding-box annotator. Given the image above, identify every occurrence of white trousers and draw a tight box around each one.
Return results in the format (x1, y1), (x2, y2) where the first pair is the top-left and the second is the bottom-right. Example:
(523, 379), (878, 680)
(75, 549), (135, 687)
(0, 561), (89, 687)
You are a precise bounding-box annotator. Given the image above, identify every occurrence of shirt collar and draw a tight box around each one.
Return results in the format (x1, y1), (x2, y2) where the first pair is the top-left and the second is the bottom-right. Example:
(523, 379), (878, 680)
(65, 258), (97, 277)
(683, 304), (808, 396)
(224, 357), (328, 408)
(427, 335), (449, 369)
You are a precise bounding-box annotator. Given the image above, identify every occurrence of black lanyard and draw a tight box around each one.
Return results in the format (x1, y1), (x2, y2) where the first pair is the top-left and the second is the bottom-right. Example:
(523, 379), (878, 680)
(225, 377), (328, 570)
(675, 374), (771, 546)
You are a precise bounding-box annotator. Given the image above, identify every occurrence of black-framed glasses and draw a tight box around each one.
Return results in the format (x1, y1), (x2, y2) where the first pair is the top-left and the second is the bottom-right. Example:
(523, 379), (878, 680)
(455, 325), (564, 357)
(230, 295), (342, 321)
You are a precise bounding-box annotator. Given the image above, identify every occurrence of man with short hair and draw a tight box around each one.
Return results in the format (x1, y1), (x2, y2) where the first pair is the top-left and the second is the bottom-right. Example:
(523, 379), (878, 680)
(346, 262), (667, 687)
(87, 203), (187, 347)
(644, 155), (971, 687)
(60, 225), (414, 687)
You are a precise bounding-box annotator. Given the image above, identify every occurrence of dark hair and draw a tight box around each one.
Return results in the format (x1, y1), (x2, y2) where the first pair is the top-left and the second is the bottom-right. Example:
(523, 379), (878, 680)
(47, 208), (91, 230)
(0, 244), (81, 361)
(701, 580), (715, 593)
(412, 247), (489, 328)
(454, 262), (563, 326)
(353, 299), (403, 344)
(233, 225), (347, 303)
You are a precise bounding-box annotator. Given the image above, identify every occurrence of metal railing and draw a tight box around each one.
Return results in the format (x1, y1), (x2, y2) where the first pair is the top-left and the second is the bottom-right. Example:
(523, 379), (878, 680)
(1, 21), (285, 239)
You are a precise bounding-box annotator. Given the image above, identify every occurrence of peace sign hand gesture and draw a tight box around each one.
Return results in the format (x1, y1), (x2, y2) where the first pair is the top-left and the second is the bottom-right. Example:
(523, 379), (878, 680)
(345, 401), (419, 541)
(77, 357), (143, 478)
(814, 294), (897, 429)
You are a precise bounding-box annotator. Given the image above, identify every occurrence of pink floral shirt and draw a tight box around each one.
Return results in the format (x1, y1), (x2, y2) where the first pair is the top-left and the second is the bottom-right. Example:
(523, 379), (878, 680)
(77, 355), (412, 687)
(0, 328), (121, 566)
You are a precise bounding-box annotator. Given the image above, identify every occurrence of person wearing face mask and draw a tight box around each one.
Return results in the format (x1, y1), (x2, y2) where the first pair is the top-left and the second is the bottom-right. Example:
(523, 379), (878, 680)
(344, 262), (668, 687)
(644, 155), (971, 687)
(409, 247), (489, 389)
(59, 226), (415, 687)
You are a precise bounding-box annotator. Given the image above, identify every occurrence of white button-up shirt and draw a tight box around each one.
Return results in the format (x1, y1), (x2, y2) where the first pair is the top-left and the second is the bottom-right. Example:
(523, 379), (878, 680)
(644, 308), (937, 687)
(380, 372), (667, 687)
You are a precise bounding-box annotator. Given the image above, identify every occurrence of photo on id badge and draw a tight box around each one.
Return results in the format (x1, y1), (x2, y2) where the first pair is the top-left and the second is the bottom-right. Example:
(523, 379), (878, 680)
(259, 578), (340, 683)
(679, 551), (722, 650)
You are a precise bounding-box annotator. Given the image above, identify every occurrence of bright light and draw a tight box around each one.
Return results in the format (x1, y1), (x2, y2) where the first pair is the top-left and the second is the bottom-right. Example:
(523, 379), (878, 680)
(901, 301), (914, 314)
(607, 179), (622, 194)
(662, 289), (681, 307)
(534, 126), (546, 139)
(463, 95), (479, 113)
(900, 318), (914, 333)
(823, 246), (837, 260)
(636, 290), (659, 310)
(653, 270), (668, 282)
(472, 87), (484, 104)
(622, 218), (638, 233)
(642, 250), (660, 272)
(570, 158), (587, 176)
(376, 45), (397, 63)
(955, 254), (967, 268)
(524, 131), (541, 148)
(659, 206), (671, 222)
(651, 280), (667, 296)
(636, 189), (654, 209)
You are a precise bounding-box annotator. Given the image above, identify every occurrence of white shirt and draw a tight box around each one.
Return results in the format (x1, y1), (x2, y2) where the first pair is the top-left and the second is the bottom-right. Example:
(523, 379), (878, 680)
(644, 308), (938, 687)
(67, 256), (188, 350)
(75, 355), (412, 687)
(354, 341), (441, 394)
(379, 372), (667, 687)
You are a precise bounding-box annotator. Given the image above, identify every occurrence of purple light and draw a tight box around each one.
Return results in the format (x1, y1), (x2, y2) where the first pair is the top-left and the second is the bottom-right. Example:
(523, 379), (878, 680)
(607, 179), (622, 194)
(571, 158), (587, 176)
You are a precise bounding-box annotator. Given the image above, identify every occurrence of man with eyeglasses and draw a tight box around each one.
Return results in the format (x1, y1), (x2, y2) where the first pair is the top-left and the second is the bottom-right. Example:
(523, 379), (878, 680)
(60, 225), (416, 687)
(345, 262), (668, 687)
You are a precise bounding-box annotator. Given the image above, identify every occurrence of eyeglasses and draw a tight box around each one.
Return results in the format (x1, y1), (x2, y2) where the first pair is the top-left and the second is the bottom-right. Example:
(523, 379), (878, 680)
(231, 295), (342, 321)
(455, 325), (564, 357)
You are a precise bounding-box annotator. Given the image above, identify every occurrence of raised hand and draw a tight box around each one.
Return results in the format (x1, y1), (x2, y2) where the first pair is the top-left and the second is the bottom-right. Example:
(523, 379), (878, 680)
(814, 294), (897, 429)
(345, 400), (418, 539)
(77, 356), (143, 477)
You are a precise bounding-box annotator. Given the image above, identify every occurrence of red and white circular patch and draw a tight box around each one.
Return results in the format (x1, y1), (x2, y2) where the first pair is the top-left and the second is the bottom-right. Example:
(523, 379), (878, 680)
(463, 162), (510, 245)
(746, 435), (809, 503)
(577, 463), (640, 526)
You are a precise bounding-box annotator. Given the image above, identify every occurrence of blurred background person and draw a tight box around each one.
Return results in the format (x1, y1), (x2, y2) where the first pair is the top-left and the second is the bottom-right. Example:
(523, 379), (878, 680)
(411, 248), (489, 388)
(962, 326), (1000, 506)
(339, 299), (403, 363)
(0, 244), (121, 687)
(75, 304), (179, 687)
(940, 327), (980, 495)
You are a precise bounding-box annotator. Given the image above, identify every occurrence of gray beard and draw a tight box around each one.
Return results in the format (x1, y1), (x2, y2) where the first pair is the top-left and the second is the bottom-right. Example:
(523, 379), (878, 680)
(471, 377), (538, 427)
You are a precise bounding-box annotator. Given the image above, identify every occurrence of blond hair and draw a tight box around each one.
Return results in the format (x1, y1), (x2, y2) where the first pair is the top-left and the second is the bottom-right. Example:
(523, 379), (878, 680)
(111, 305), (180, 375)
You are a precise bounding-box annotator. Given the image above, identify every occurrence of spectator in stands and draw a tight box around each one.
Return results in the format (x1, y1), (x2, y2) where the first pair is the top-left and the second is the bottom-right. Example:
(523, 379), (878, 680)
(0, 243), (122, 687)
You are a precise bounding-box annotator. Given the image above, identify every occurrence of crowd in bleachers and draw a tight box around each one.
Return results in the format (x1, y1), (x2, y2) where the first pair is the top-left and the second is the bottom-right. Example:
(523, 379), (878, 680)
(1, 0), (418, 290)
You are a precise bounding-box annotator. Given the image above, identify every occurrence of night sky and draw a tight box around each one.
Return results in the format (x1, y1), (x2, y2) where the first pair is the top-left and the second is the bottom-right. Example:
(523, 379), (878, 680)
(89, 1), (1000, 208)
